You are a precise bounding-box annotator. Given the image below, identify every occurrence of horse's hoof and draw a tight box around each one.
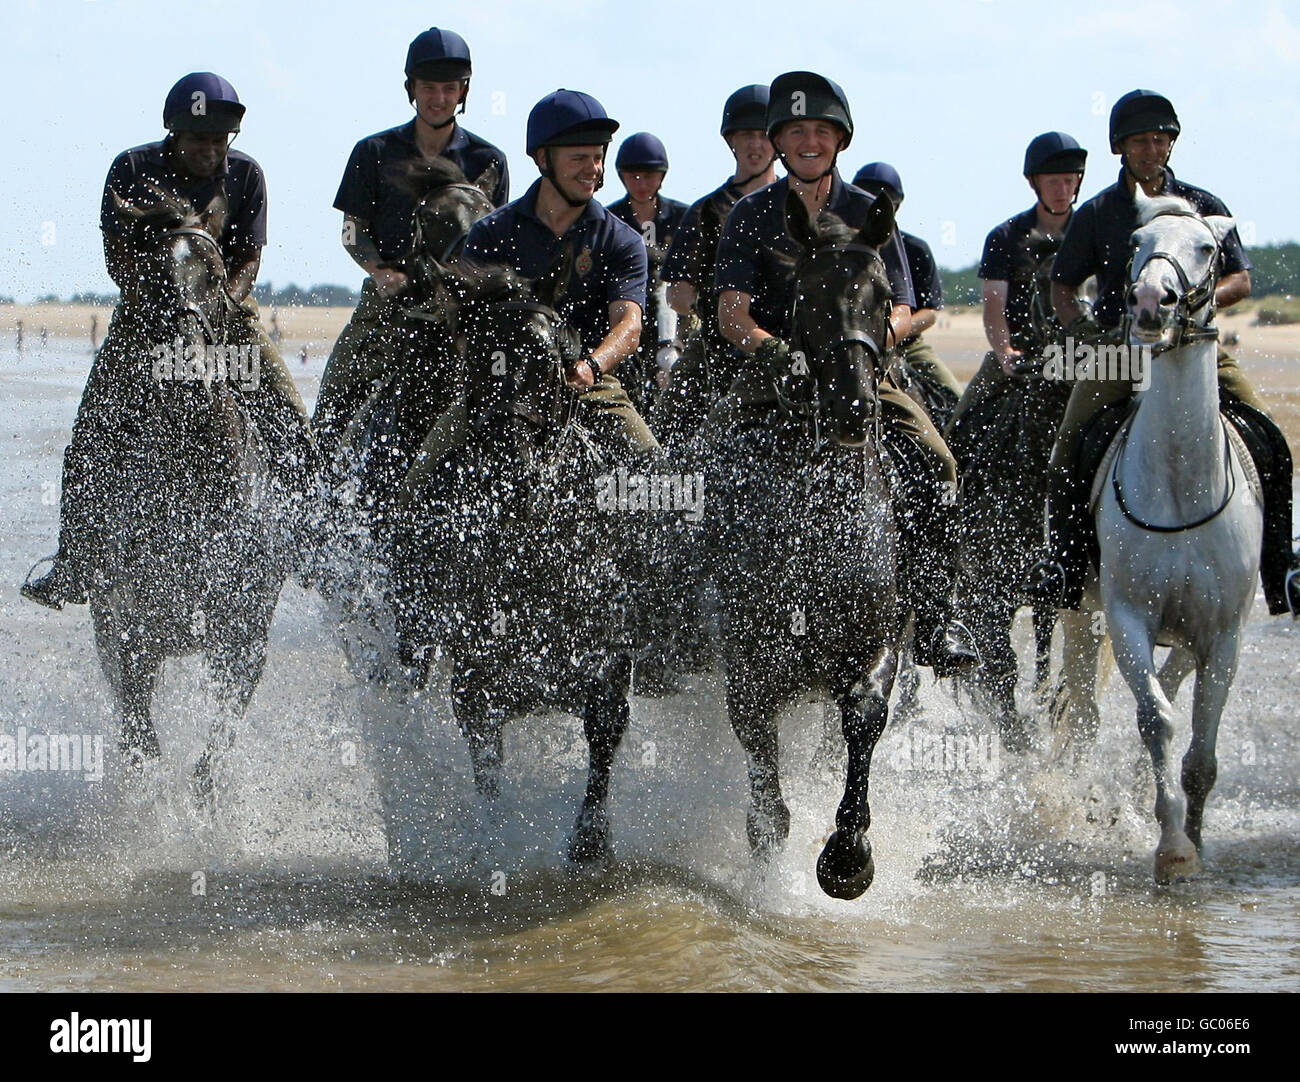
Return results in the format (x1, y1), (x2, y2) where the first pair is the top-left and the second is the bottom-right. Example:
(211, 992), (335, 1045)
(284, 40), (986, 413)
(567, 808), (610, 865)
(1154, 835), (1202, 882)
(817, 830), (875, 900)
(746, 801), (791, 859)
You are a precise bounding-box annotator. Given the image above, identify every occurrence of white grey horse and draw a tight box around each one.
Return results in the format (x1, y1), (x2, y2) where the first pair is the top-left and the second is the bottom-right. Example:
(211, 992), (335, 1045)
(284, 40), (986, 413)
(1096, 188), (1261, 881)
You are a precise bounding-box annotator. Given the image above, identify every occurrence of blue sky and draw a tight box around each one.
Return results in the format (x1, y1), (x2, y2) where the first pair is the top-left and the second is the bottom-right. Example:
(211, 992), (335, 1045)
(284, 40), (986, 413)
(2, 0), (1297, 300)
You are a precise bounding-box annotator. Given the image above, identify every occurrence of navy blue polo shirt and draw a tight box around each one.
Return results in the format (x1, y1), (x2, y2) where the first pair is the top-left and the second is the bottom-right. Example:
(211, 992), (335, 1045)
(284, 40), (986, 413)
(606, 193), (689, 343)
(334, 120), (510, 262)
(463, 179), (648, 354)
(661, 179), (744, 288)
(1053, 166), (1250, 329)
(901, 230), (943, 311)
(606, 194), (689, 269)
(715, 172), (916, 340)
(100, 139), (267, 271)
(979, 206), (1050, 350)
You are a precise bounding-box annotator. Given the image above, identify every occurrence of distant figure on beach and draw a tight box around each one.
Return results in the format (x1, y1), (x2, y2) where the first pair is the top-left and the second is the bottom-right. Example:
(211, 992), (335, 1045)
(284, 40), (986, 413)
(15, 320), (23, 353)
(270, 306), (282, 344)
(90, 314), (100, 351)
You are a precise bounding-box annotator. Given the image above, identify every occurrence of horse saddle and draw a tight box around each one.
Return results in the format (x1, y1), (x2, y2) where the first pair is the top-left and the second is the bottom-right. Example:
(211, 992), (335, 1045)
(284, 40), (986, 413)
(1085, 399), (1264, 517)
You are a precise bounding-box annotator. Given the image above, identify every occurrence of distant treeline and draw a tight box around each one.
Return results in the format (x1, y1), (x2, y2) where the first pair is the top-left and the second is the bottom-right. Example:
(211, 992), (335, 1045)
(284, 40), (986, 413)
(18, 243), (1300, 309)
(23, 283), (362, 307)
(940, 241), (1300, 307)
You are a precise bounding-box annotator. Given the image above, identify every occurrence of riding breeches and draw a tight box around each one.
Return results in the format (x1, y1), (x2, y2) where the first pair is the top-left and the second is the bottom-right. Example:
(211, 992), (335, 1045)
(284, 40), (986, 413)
(399, 372), (661, 505)
(899, 336), (963, 400)
(944, 351), (1007, 437)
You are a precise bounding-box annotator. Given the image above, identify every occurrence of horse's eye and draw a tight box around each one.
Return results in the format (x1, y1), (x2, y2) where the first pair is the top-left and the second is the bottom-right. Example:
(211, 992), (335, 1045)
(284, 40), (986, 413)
(1199, 242), (1215, 255)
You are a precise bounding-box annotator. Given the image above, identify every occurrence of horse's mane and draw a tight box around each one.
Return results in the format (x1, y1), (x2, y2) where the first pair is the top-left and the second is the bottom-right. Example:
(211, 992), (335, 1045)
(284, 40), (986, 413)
(391, 156), (471, 202)
(448, 258), (534, 305)
(1136, 193), (1195, 226)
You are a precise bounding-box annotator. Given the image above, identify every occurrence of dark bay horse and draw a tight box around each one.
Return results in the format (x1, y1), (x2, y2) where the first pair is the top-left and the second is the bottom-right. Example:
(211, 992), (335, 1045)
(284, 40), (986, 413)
(947, 229), (1084, 751)
(709, 191), (905, 900)
(88, 186), (285, 798)
(336, 160), (497, 527)
(392, 248), (639, 864)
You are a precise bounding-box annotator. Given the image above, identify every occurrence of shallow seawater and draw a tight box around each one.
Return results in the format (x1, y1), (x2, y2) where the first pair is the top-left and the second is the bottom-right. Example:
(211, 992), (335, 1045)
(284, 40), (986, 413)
(1, 339), (1297, 992)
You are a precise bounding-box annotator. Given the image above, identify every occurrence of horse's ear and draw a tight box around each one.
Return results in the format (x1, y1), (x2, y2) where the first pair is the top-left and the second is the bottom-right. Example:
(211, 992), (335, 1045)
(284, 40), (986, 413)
(111, 188), (144, 221)
(200, 192), (228, 239)
(1205, 215), (1237, 247)
(473, 162), (499, 201)
(533, 239), (573, 308)
(855, 191), (895, 250)
(784, 188), (818, 250)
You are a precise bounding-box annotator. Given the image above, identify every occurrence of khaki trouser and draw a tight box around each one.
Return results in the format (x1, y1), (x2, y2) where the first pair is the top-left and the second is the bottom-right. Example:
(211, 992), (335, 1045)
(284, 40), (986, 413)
(1049, 347), (1269, 474)
(900, 337), (963, 400)
(313, 280), (400, 459)
(400, 372), (660, 504)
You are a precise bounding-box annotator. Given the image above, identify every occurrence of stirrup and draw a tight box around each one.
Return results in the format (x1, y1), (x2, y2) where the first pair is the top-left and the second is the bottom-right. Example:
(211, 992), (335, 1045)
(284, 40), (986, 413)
(931, 618), (980, 677)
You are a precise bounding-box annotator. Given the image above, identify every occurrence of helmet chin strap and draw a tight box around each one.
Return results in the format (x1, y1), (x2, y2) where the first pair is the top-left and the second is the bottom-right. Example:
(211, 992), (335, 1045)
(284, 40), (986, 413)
(733, 150), (778, 187)
(541, 148), (601, 208)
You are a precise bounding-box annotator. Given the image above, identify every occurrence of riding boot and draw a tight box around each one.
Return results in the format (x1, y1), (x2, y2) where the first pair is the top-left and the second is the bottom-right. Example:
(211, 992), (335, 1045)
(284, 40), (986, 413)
(1025, 461), (1094, 610)
(883, 431), (978, 676)
(1221, 396), (1300, 616)
(21, 444), (90, 610)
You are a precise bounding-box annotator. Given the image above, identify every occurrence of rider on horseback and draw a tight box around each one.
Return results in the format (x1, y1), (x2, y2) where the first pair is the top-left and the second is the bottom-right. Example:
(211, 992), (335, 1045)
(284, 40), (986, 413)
(853, 162), (963, 422)
(1027, 90), (1300, 617)
(948, 131), (1087, 433)
(605, 133), (689, 412)
(653, 84), (780, 446)
(713, 70), (978, 676)
(23, 73), (319, 610)
(401, 88), (658, 495)
(313, 27), (510, 459)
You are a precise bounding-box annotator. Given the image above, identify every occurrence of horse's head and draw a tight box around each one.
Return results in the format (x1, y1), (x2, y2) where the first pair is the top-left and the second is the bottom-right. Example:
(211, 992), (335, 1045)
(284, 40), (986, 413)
(393, 158), (497, 302)
(784, 189), (895, 447)
(1127, 188), (1235, 347)
(453, 244), (582, 453)
(112, 180), (233, 358)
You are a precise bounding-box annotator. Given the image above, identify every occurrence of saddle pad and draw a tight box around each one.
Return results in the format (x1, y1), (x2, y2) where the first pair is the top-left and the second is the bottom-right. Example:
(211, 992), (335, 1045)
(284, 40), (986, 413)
(1090, 417), (1262, 515)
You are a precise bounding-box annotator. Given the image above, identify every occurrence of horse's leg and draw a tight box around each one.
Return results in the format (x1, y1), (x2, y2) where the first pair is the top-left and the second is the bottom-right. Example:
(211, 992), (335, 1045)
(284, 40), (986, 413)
(1182, 635), (1240, 853)
(568, 680), (632, 864)
(454, 684), (504, 801)
(984, 601), (1031, 753)
(1108, 607), (1199, 881)
(726, 667), (789, 858)
(1032, 603), (1057, 704)
(817, 649), (897, 900)
(1157, 646), (1197, 703)
(1050, 610), (1103, 762)
(119, 638), (164, 763)
(195, 602), (273, 809)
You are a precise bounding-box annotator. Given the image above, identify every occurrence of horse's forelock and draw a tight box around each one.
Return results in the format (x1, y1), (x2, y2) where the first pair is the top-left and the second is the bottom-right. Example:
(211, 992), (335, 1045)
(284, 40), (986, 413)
(1136, 193), (1196, 226)
(394, 156), (472, 201)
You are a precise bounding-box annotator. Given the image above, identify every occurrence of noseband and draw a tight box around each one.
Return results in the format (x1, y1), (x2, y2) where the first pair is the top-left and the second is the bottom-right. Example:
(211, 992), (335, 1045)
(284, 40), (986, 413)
(1126, 208), (1221, 352)
(165, 226), (231, 346)
(475, 298), (581, 434)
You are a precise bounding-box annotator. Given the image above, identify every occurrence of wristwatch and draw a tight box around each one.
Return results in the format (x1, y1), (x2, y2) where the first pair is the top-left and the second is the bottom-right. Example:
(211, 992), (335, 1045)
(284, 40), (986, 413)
(584, 355), (603, 384)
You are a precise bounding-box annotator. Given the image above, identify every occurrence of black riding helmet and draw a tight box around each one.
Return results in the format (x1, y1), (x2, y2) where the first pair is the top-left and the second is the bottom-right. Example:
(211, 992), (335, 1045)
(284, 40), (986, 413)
(721, 84), (770, 136)
(1023, 131), (1087, 176)
(404, 27), (473, 121)
(1109, 90), (1180, 152)
(767, 71), (852, 181)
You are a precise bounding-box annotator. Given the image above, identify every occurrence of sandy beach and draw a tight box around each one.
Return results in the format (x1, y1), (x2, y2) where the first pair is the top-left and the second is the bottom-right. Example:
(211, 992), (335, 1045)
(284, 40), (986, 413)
(5, 301), (1297, 443)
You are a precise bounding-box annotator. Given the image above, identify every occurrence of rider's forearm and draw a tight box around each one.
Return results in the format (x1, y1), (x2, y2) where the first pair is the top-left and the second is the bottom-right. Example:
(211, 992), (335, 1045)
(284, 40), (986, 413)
(1051, 280), (1084, 327)
(907, 307), (937, 339)
(1216, 270), (1250, 310)
(103, 234), (137, 295)
(889, 305), (912, 349)
(590, 305), (643, 375)
(226, 252), (261, 303)
(666, 281), (698, 316)
(982, 282), (1014, 355)
(342, 216), (384, 275)
(718, 291), (771, 354)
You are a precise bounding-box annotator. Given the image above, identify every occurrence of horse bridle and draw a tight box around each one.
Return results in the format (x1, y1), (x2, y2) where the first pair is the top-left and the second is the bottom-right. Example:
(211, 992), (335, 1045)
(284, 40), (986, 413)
(165, 226), (232, 346)
(474, 298), (583, 435)
(413, 183), (495, 263)
(784, 242), (890, 434)
(1124, 207), (1221, 353)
